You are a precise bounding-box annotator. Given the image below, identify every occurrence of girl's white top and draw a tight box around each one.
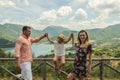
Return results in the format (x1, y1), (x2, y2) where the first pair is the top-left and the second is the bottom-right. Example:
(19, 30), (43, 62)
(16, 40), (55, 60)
(54, 41), (65, 56)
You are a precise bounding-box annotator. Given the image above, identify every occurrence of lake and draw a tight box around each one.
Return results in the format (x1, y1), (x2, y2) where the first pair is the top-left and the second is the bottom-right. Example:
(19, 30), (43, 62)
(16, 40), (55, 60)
(3, 43), (73, 57)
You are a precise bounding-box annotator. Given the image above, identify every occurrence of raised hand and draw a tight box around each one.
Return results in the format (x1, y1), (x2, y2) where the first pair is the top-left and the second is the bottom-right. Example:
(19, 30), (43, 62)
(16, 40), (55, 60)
(70, 33), (74, 38)
(71, 33), (73, 36)
(45, 33), (48, 37)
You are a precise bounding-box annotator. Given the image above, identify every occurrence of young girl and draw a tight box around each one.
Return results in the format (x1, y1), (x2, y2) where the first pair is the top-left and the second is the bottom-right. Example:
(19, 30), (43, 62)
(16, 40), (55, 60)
(46, 33), (74, 73)
(67, 30), (93, 80)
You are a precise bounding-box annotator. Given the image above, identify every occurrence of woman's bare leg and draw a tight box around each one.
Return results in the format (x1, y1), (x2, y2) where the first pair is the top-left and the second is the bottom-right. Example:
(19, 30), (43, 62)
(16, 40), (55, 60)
(67, 73), (76, 80)
(78, 76), (85, 80)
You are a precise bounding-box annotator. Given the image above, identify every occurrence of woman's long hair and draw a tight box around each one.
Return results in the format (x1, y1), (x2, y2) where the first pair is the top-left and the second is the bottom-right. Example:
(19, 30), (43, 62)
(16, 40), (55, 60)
(77, 30), (89, 46)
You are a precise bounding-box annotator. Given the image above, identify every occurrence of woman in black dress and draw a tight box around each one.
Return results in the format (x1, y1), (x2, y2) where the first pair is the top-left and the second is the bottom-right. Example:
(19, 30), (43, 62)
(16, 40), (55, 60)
(67, 30), (93, 80)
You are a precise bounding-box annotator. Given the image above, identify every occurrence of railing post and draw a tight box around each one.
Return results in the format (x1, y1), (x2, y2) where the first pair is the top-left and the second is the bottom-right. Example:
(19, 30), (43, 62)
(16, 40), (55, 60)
(99, 58), (104, 80)
(43, 61), (46, 80)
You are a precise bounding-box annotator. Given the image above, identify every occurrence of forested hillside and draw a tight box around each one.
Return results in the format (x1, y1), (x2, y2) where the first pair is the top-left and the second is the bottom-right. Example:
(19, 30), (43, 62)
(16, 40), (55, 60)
(0, 23), (120, 48)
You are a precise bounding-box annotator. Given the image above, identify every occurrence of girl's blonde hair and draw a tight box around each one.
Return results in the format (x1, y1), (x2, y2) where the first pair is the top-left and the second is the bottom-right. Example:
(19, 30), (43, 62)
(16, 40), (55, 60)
(58, 34), (65, 40)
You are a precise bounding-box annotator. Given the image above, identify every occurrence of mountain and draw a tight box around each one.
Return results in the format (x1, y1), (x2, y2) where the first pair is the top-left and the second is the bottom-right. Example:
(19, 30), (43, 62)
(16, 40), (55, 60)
(0, 24), (70, 41)
(0, 23), (23, 40)
(0, 24), (70, 48)
(61, 30), (78, 39)
(0, 23), (42, 41)
(0, 23), (120, 47)
(0, 38), (15, 48)
(86, 24), (120, 41)
(42, 26), (69, 37)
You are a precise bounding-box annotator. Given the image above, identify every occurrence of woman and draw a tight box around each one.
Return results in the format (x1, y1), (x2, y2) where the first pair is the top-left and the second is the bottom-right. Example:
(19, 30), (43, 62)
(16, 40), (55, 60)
(67, 30), (92, 80)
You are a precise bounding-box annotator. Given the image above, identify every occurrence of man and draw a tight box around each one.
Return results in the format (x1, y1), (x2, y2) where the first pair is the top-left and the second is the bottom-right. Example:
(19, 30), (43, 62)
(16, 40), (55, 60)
(14, 26), (46, 80)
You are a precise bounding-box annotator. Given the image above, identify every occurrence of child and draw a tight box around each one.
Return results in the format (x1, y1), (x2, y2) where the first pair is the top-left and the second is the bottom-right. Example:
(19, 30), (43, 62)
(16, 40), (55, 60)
(46, 33), (74, 73)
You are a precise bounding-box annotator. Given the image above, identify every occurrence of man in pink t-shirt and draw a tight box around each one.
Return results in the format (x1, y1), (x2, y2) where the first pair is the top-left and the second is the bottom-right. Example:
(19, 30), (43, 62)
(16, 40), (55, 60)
(14, 26), (46, 80)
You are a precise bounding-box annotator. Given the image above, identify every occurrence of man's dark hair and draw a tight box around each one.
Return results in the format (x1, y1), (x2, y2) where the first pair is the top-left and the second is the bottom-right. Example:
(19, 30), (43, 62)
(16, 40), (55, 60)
(22, 26), (31, 32)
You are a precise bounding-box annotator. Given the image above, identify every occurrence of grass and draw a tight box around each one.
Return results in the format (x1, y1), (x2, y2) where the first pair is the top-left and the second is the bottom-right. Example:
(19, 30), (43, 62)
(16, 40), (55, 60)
(0, 77), (120, 80)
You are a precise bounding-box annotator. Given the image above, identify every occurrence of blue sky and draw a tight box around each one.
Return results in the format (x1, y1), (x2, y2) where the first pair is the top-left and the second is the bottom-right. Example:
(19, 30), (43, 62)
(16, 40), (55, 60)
(0, 0), (120, 31)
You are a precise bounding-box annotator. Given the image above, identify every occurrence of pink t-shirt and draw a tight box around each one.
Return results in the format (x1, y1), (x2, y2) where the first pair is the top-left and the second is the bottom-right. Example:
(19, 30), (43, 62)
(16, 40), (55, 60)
(14, 34), (40, 63)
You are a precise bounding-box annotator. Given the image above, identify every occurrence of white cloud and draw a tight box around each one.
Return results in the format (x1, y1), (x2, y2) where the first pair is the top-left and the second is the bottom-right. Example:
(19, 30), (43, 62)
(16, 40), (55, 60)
(0, 0), (120, 30)
(108, 20), (120, 25)
(24, 0), (29, 6)
(71, 8), (87, 21)
(0, 0), (16, 7)
(0, 19), (11, 24)
(68, 13), (109, 30)
(37, 6), (72, 24)
(65, 20), (108, 31)
(16, 0), (29, 6)
(74, 0), (86, 3)
(0, 0), (25, 11)
(92, 13), (109, 24)
(75, 0), (120, 30)
(67, 13), (120, 30)
(69, 0), (86, 6)
(37, 10), (57, 24)
(0, 14), (2, 18)
(88, 0), (120, 15)
(57, 6), (72, 17)
(64, 12), (113, 30)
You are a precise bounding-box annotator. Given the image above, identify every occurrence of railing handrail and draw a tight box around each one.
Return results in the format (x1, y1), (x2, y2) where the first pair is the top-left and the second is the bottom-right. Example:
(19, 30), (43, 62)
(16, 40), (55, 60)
(0, 58), (120, 80)
(0, 58), (120, 61)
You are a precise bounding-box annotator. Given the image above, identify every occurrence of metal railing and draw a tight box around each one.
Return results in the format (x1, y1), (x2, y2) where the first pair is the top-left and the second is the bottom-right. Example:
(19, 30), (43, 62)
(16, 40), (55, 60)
(0, 58), (120, 80)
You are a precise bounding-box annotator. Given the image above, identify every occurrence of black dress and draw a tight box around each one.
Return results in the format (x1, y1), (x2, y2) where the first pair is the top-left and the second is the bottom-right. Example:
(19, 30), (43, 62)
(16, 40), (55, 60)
(71, 44), (92, 77)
